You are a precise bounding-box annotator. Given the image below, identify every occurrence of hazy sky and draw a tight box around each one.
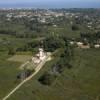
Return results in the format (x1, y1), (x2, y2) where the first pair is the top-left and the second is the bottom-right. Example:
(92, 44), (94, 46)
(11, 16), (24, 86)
(0, 0), (100, 8)
(0, 0), (100, 3)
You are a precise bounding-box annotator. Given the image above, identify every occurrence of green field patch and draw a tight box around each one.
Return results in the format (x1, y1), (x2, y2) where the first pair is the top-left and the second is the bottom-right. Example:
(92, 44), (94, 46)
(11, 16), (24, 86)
(0, 52), (21, 99)
(8, 49), (100, 100)
(16, 51), (33, 55)
(7, 55), (32, 63)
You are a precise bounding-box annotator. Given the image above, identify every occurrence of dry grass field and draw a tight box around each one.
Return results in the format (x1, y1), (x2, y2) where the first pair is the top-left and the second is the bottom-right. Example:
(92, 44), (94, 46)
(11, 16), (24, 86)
(7, 55), (32, 63)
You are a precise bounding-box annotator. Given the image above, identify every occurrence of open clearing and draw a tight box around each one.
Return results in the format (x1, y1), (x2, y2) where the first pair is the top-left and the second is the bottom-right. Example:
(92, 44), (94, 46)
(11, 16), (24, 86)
(2, 54), (50, 100)
(0, 52), (21, 99)
(7, 48), (100, 100)
(7, 55), (32, 63)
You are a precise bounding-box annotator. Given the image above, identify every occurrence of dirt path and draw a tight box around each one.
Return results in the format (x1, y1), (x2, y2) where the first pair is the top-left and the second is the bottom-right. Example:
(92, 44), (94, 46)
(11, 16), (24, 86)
(19, 61), (29, 69)
(2, 55), (50, 100)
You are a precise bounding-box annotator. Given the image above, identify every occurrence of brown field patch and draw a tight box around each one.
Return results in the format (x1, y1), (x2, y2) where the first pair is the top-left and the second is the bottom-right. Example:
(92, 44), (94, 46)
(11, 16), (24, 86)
(7, 55), (32, 63)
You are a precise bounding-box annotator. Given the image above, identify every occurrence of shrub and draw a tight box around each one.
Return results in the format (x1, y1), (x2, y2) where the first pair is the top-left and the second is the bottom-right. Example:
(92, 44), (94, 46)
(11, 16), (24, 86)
(38, 72), (56, 86)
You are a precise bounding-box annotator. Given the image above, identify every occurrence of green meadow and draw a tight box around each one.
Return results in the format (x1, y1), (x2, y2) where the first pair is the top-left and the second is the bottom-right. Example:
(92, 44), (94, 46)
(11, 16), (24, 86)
(7, 48), (100, 100)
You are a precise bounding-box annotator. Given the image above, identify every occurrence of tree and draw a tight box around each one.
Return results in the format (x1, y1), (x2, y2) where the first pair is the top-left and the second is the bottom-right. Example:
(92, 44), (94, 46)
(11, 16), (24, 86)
(8, 47), (16, 55)
(43, 35), (65, 52)
(38, 72), (56, 85)
(72, 24), (79, 31)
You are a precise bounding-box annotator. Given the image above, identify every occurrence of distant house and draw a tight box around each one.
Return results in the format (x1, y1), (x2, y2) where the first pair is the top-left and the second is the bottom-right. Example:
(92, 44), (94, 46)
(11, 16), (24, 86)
(70, 41), (74, 45)
(94, 44), (100, 48)
(76, 42), (83, 47)
(76, 42), (90, 49)
(32, 48), (46, 64)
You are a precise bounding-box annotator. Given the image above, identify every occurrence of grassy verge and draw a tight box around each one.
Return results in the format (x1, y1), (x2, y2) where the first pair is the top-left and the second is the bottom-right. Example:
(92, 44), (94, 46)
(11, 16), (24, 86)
(0, 52), (21, 99)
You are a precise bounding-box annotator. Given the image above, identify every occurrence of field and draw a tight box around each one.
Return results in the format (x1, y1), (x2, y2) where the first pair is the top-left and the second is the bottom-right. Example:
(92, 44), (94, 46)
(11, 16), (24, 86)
(7, 55), (32, 63)
(0, 34), (44, 99)
(6, 48), (100, 100)
(47, 25), (81, 38)
(0, 52), (34, 99)
(0, 9), (100, 100)
(0, 52), (21, 99)
(0, 34), (32, 99)
(0, 34), (44, 52)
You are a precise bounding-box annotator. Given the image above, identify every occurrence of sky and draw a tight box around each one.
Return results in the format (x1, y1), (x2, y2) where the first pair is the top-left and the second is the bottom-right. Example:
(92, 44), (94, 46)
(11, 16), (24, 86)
(0, 0), (100, 8)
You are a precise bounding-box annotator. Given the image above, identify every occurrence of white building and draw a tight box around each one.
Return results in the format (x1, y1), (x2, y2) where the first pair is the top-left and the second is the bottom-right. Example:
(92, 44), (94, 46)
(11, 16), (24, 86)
(94, 44), (100, 48)
(39, 48), (46, 60)
(70, 41), (74, 45)
(76, 42), (90, 49)
(32, 48), (46, 64)
(77, 42), (83, 47)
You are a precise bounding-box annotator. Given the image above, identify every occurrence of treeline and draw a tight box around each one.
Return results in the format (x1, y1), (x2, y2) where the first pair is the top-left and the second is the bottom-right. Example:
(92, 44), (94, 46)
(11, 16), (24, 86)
(16, 40), (41, 52)
(38, 35), (74, 86)
(81, 31), (100, 39)
(0, 29), (16, 35)
(7, 39), (41, 55)
(38, 47), (74, 86)
(43, 35), (65, 52)
(80, 31), (100, 45)
(0, 29), (44, 38)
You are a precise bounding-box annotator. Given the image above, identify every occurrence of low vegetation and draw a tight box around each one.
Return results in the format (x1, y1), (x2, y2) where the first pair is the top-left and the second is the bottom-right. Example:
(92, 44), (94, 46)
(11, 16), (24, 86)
(0, 8), (100, 100)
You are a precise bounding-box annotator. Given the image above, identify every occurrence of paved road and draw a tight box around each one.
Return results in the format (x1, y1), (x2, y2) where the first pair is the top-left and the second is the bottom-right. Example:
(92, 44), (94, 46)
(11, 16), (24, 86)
(2, 55), (49, 100)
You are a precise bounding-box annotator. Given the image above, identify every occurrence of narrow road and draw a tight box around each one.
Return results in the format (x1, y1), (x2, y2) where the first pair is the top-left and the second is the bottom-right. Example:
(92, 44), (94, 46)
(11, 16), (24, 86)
(20, 61), (29, 69)
(2, 55), (49, 100)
